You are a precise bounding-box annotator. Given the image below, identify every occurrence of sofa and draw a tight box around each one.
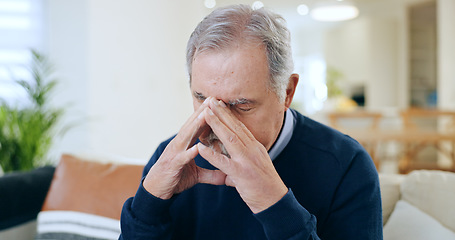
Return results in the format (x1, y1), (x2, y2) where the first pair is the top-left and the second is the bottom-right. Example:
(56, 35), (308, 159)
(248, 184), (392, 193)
(380, 170), (455, 239)
(0, 154), (144, 240)
(1, 154), (454, 239)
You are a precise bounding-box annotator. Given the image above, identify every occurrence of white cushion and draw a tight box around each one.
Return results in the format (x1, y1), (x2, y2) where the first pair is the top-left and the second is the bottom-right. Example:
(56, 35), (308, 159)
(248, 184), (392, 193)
(379, 173), (404, 225)
(400, 170), (455, 232)
(35, 211), (120, 240)
(383, 200), (455, 240)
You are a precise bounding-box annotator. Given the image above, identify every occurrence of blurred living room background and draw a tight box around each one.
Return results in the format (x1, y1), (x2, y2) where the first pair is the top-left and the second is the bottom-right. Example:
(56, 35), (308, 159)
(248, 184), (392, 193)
(1, 0), (454, 174)
(2, 1), (455, 239)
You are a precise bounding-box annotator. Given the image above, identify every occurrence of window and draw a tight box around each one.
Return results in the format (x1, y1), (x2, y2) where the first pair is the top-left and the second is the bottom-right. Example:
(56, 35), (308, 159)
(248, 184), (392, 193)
(0, 0), (44, 106)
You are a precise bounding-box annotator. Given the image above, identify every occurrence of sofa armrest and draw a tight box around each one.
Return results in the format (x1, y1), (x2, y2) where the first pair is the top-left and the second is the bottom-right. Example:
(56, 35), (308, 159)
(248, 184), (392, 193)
(0, 220), (37, 240)
(379, 173), (405, 225)
(0, 166), (55, 230)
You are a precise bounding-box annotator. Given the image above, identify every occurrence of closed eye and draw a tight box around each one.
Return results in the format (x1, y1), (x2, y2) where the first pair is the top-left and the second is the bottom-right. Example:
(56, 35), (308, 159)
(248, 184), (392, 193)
(229, 98), (255, 113)
(237, 106), (253, 112)
(193, 91), (206, 102)
(232, 103), (254, 112)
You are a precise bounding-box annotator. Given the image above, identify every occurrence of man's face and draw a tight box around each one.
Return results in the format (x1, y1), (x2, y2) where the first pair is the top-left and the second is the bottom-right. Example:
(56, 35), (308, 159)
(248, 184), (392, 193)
(190, 44), (288, 154)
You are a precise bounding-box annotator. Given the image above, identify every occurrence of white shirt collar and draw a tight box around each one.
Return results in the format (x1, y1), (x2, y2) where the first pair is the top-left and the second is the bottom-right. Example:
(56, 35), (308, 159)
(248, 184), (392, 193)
(268, 108), (296, 161)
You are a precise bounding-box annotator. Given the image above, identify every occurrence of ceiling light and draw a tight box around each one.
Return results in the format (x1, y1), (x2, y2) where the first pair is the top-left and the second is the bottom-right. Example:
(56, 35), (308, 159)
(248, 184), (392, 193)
(204, 0), (216, 9)
(252, 1), (264, 10)
(310, 1), (359, 22)
(297, 4), (309, 16)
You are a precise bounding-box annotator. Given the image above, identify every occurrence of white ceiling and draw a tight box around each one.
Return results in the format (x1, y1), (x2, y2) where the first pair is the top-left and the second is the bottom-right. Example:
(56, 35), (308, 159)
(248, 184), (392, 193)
(214, 0), (423, 20)
(213, 0), (393, 27)
(213, 0), (427, 33)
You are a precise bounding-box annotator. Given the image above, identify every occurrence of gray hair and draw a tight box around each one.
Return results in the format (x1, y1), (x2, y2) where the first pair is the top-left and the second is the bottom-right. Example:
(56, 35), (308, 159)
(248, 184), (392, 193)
(186, 4), (294, 102)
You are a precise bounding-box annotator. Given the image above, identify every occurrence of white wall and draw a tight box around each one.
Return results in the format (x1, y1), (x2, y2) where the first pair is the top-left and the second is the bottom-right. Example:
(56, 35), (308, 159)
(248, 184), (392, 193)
(437, 0), (455, 110)
(324, 18), (370, 86)
(324, 16), (398, 109)
(46, 0), (91, 157)
(47, 0), (205, 160)
(367, 18), (398, 108)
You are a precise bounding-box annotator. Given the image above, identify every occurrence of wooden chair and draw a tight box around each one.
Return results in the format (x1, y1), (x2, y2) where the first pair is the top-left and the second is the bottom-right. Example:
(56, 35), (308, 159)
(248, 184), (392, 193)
(328, 110), (383, 168)
(328, 111), (382, 132)
(398, 108), (455, 173)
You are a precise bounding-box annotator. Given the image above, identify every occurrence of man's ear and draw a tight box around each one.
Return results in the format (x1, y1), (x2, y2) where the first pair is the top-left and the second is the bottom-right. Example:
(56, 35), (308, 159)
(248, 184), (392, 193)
(284, 74), (299, 109)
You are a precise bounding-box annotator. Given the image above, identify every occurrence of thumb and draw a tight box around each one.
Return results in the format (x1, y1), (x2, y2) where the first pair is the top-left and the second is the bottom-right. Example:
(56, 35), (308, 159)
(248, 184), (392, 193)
(197, 167), (227, 186)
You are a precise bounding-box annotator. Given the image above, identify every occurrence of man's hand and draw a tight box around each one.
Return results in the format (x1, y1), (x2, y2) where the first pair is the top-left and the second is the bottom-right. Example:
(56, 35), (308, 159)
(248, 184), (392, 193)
(143, 96), (287, 213)
(143, 97), (226, 199)
(198, 98), (288, 213)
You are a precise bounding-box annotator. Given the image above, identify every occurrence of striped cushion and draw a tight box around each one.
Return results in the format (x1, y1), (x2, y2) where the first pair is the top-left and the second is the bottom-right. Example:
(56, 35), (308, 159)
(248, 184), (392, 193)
(36, 155), (144, 239)
(35, 211), (120, 240)
(41, 154), (143, 220)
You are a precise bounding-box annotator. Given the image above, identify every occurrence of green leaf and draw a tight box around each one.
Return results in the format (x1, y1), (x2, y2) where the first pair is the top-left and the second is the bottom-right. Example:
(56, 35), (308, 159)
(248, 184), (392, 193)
(0, 49), (73, 172)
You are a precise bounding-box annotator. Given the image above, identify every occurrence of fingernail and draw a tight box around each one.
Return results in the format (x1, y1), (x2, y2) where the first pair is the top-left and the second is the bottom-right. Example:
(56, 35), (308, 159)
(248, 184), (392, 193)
(203, 97), (210, 104)
(218, 100), (226, 108)
(211, 98), (218, 106)
(191, 144), (198, 151)
(207, 108), (214, 116)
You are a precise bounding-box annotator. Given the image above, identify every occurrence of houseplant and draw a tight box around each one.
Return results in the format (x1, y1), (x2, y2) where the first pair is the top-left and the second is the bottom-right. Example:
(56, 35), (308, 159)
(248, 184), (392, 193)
(0, 50), (66, 172)
(324, 66), (357, 112)
(326, 66), (344, 99)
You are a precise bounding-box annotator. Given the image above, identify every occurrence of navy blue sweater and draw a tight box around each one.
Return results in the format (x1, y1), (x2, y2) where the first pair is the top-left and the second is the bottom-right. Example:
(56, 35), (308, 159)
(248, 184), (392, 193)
(119, 110), (383, 239)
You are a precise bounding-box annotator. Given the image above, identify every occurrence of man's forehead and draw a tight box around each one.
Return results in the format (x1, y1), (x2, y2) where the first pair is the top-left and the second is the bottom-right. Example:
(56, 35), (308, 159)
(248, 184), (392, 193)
(190, 44), (271, 105)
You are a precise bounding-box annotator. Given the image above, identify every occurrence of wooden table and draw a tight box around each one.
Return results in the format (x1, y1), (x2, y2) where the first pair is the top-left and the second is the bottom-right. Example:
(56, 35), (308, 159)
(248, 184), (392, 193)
(344, 128), (455, 173)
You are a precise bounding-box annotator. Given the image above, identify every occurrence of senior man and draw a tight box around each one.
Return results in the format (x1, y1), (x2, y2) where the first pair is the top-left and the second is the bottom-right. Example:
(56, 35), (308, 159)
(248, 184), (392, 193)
(119, 4), (382, 240)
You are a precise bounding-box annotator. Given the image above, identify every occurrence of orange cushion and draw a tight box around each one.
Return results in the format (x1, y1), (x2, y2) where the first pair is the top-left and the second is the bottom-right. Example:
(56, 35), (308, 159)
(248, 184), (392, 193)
(41, 154), (144, 220)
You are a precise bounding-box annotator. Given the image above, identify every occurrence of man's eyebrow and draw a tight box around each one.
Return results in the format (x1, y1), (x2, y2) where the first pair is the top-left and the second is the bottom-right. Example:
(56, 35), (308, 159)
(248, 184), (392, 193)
(228, 98), (255, 106)
(193, 92), (255, 106)
(193, 91), (206, 100)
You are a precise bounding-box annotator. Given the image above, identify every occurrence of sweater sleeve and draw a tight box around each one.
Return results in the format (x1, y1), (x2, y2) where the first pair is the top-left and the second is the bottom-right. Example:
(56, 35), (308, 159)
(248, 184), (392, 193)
(320, 149), (383, 239)
(119, 140), (175, 240)
(254, 189), (321, 240)
(119, 180), (175, 240)
(255, 149), (382, 240)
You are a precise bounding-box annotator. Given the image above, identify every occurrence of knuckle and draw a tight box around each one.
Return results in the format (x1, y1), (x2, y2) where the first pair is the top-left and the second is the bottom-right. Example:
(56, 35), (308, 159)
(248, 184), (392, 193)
(228, 134), (238, 144)
(173, 143), (185, 153)
(171, 136), (184, 148)
(234, 124), (243, 133)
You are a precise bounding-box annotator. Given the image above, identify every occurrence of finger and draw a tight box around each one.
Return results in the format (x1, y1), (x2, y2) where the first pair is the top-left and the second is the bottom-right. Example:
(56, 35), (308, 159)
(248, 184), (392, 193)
(209, 98), (256, 142)
(166, 144), (199, 170)
(197, 168), (227, 186)
(173, 97), (212, 150)
(179, 144), (200, 165)
(202, 107), (245, 157)
(197, 142), (237, 178)
(225, 176), (235, 187)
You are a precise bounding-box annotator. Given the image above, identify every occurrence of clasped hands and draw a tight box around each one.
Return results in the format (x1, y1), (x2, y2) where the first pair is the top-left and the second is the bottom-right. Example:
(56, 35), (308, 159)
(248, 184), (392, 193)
(143, 97), (288, 213)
